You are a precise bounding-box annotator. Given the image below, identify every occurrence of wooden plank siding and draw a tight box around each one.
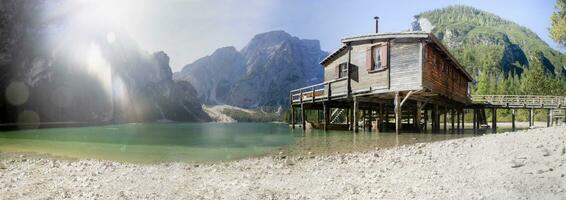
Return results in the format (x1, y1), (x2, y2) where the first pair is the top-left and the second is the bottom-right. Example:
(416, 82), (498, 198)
(323, 51), (349, 96)
(422, 43), (469, 102)
(348, 41), (389, 92)
(389, 40), (422, 91)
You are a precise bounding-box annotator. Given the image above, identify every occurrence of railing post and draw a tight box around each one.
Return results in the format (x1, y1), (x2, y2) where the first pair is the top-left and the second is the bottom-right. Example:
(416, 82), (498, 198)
(311, 86), (315, 102)
(300, 89), (306, 130)
(327, 82), (332, 100)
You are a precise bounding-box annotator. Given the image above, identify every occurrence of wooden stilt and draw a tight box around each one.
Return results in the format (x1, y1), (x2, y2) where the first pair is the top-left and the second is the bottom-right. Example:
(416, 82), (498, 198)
(432, 104), (438, 133)
(456, 109), (461, 133)
(301, 103), (306, 130)
(394, 92), (401, 134)
(291, 105), (296, 129)
(547, 109), (551, 127)
(451, 109), (455, 133)
(437, 106), (441, 132)
(443, 107), (447, 134)
(385, 106), (389, 131)
(347, 108), (352, 131)
(491, 107), (497, 133)
(349, 108), (354, 130)
(354, 97), (359, 132)
(529, 108), (535, 128)
(511, 108), (516, 131)
(424, 108), (428, 133)
(416, 102), (422, 132)
(378, 104), (383, 132)
(473, 109), (477, 134)
(368, 108), (373, 131)
(323, 102), (329, 131)
(461, 110), (465, 133)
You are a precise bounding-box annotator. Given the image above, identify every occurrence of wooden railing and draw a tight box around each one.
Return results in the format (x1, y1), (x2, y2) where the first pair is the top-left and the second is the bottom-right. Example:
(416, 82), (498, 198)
(290, 78), (347, 104)
(471, 95), (566, 108)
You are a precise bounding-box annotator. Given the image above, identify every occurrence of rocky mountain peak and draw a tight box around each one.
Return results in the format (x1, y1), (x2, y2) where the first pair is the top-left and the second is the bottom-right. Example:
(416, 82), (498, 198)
(174, 30), (327, 108)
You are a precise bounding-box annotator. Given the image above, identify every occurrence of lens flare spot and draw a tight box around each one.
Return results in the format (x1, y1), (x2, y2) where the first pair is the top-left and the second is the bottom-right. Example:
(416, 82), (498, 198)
(5, 81), (29, 106)
(17, 110), (40, 129)
(106, 32), (116, 44)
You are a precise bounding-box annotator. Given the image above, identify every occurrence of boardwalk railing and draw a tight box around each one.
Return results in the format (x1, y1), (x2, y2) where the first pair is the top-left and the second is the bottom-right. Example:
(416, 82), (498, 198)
(471, 95), (566, 108)
(290, 79), (347, 104)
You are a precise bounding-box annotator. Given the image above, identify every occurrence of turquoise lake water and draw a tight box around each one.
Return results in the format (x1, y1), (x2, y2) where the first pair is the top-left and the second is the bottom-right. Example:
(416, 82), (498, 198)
(0, 123), (480, 163)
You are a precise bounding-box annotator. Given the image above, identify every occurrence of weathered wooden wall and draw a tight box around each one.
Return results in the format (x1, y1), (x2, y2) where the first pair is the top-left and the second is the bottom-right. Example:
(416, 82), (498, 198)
(323, 51), (348, 96)
(422, 44), (469, 102)
(389, 40), (422, 91)
(346, 41), (390, 93)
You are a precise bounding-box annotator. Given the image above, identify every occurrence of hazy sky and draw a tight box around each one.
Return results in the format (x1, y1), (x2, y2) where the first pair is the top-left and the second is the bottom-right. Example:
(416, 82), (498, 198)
(104, 0), (561, 72)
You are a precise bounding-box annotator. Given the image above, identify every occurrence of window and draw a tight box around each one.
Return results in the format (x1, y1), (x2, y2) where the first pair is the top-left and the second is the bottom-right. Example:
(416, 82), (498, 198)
(338, 62), (348, 78)
(366, 43), (388, 72)
(372, 46), (382, 70)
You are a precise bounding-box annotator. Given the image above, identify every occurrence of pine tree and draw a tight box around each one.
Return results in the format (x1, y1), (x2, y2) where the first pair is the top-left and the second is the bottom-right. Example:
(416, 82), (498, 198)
(520, 61), (548, 95)
(497, 76), (510, 95)
(476, 70), (490, 95)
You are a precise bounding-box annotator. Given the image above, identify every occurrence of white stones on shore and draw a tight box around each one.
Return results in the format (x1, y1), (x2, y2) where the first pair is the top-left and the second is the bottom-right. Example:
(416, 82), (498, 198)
(1, 127), (565, 199)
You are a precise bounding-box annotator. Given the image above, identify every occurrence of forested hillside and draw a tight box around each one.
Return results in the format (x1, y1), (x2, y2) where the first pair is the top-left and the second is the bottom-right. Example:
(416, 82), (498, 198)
(415, 5), (566, 96)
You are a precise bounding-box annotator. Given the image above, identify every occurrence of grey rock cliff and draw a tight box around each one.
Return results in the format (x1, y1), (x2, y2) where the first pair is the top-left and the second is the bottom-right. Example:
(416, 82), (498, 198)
(174, 30), (327, 108)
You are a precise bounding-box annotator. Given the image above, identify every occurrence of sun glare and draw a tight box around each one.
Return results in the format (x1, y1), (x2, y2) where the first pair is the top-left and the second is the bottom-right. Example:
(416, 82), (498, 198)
(86, 43), (112, 95)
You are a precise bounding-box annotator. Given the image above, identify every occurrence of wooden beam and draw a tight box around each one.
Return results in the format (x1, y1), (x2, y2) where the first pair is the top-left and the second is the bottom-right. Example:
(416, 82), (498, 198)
(511, 108), (516, 131)
(451, 109), (455, 133)
(416, 102), (422, 131)
(473, 109), (477, 134)
(323, 102), (329, 131)
(529, 108), (534, 127)
(354, 97), (359, 132)
(301, 103), (306, 131)
(547, 109), (551, 127)
(460, 109), (466, 133)
(291, 105), (296, 129)
(368, 108), (373, 131)
(379, 103), (384, 132)
(491, 107), (497, 133)
(399, 91), (414, 108)
(424, 108), (428, 133)
(443, 106), (447, 134)
(456, 109), (461, 133)
(394, 92), (401, 134)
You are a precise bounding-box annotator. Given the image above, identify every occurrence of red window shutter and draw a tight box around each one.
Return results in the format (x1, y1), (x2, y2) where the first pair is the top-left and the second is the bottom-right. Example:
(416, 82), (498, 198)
(335, 65), (339, 79)
(366, 47), (372, 71)
(381, 44), (388, 68)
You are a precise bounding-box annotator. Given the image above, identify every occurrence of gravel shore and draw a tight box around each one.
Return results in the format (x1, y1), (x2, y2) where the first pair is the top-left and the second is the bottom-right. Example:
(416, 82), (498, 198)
(1, 127), (565, 199)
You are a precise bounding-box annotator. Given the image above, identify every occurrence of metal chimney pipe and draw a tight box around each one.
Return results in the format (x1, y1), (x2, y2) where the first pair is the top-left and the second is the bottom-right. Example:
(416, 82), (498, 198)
(374, 16), (379, 33)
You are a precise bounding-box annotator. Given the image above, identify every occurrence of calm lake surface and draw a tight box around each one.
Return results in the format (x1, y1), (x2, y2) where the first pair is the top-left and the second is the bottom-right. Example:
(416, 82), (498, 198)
(0, 123), (489, 163)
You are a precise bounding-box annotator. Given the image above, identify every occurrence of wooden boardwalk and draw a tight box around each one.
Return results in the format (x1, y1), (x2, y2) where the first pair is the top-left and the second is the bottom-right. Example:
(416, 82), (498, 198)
(471, 95), (566, 109)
